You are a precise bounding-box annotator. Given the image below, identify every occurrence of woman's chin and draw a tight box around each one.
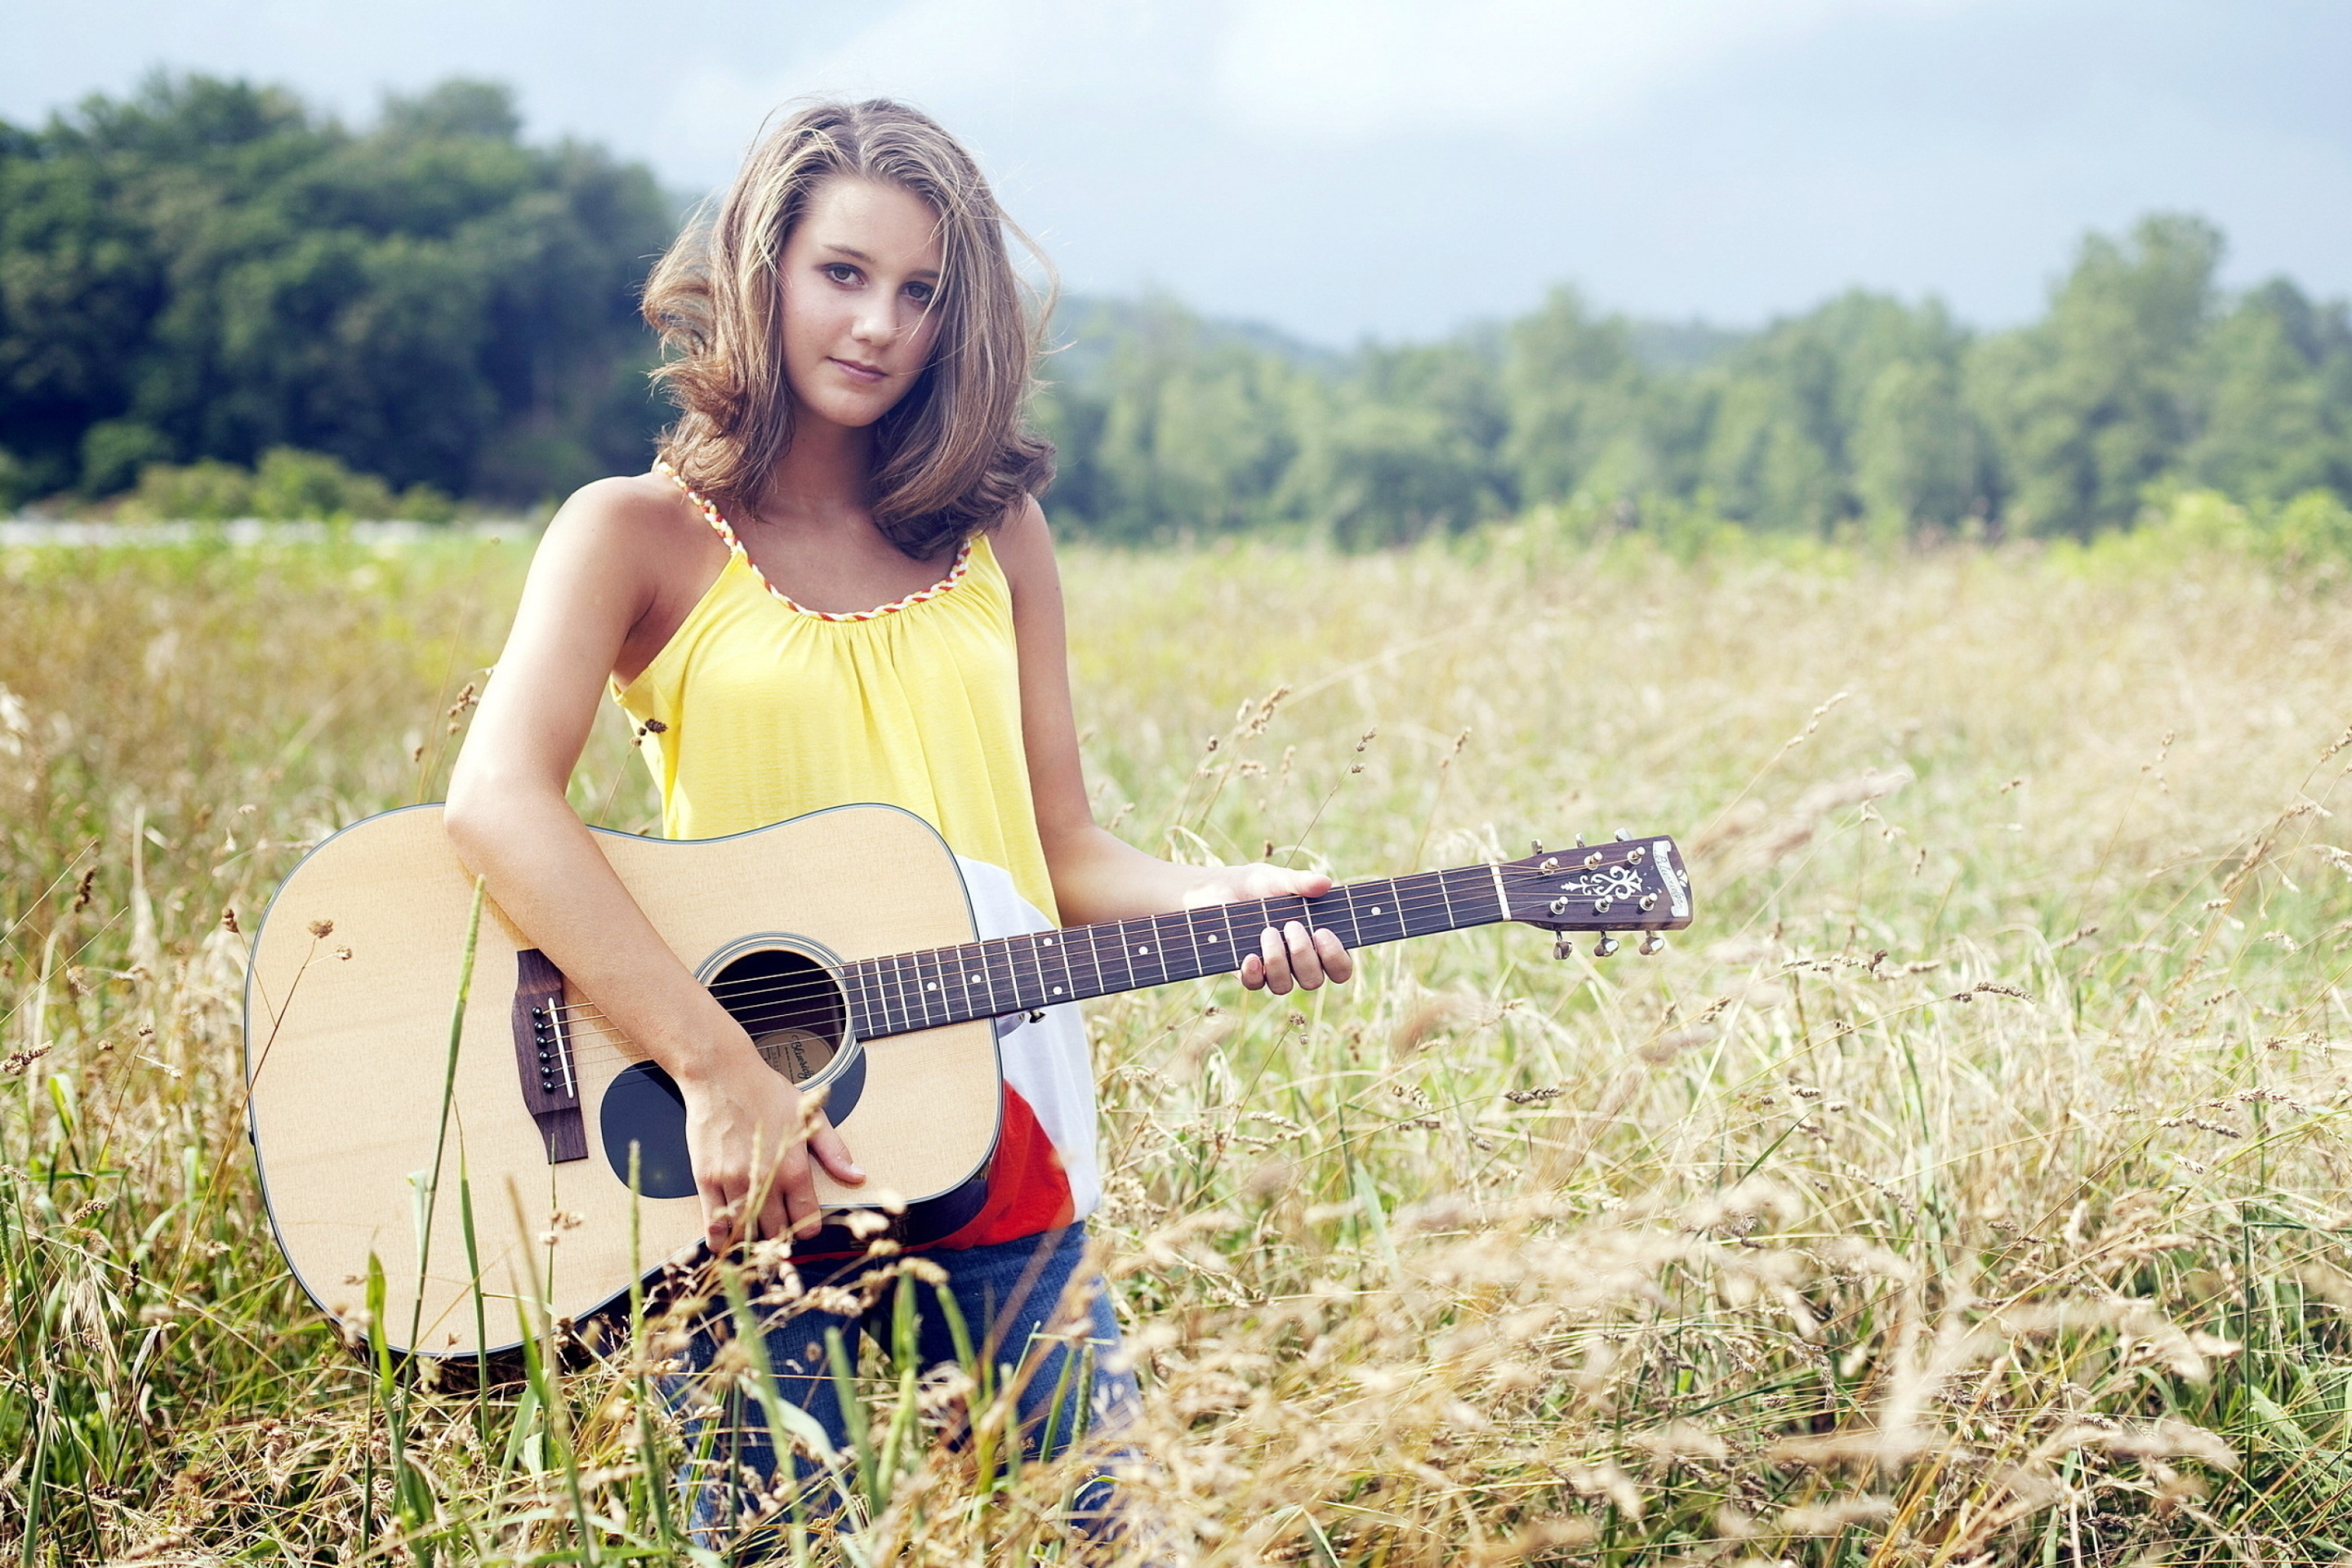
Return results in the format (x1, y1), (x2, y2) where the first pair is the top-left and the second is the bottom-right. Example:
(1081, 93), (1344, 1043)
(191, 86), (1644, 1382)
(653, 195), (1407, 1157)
(791, 390), (898, 431)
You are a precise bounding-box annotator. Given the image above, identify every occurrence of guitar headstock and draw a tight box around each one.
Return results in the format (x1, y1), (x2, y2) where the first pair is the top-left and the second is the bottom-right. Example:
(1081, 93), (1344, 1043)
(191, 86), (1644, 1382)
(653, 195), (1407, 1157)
(1495, 833), (1694, 955)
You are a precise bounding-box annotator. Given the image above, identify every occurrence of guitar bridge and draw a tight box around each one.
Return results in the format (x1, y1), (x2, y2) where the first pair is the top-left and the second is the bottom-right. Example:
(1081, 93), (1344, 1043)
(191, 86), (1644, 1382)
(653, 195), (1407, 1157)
(512, 950), (587, 1163)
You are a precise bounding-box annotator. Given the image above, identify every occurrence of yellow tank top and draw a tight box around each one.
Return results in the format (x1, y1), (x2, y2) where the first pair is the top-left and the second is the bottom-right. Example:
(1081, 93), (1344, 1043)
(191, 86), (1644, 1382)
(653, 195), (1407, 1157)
(611, 470), (1057, 924)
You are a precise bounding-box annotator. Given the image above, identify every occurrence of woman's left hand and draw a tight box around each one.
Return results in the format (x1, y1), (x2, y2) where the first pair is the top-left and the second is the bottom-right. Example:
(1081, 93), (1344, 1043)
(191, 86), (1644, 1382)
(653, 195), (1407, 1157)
(1183, 864), (1356, 996)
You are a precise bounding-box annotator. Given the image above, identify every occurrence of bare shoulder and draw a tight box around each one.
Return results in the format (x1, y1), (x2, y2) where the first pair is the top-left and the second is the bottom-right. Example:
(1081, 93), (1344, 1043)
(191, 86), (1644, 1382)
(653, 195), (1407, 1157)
(536, 473), (719, 597)
(546, 473), (706, 556)
(989, 494), (1059, 598)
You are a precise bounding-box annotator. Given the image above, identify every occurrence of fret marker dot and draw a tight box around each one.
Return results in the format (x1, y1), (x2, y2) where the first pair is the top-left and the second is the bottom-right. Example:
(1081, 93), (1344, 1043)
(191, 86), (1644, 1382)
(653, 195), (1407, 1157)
(1208, 934), (1220, 942)
(1371, 906), (1383, 915)
(926, 982), (937, 991)
(1052, 986), (1063, 995)
(968, 975), (980, 984)
(1041, 937), (1054, 946)
(1136, 945), (1150, 955)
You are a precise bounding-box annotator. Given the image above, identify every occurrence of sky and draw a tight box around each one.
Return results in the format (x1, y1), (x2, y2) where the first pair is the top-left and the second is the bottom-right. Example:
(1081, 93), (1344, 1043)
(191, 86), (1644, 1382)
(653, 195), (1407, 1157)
(7, 0), (2350, 345)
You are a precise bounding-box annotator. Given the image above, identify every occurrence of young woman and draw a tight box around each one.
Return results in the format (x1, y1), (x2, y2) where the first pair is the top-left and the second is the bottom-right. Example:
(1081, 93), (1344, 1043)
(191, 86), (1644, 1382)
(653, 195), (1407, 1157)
(443, 99), (1352, 1542)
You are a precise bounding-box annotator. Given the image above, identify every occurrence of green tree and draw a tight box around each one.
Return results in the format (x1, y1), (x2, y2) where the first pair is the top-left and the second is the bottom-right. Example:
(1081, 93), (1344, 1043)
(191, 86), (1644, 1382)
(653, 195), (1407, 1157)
(0, 74), (672, 504)
(1696, 376), (1839, 532)
(1031, 214), (2345, 550)
(1852, 357), (1987, 535)
(1285, 398), (1492, 547)
(1281, 338), (1510, 546)
(1695, 291), (1975, 533)
(2184, 279), (2352, 502)
(1502, 287), (1658, 504)
(1971, 213), (2223, 536)
(1071, 300), (1302, 539)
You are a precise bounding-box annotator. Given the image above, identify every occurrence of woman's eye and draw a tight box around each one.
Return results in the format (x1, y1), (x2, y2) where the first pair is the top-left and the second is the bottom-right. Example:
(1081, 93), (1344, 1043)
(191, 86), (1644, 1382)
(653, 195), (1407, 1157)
(822, 264), (860, 285)
(904, 282), (936, 306)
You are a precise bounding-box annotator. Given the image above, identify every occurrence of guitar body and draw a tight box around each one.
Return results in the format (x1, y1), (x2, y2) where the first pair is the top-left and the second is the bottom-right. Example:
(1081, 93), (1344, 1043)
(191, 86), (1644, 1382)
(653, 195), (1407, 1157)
(244, 803), (1000, 1358)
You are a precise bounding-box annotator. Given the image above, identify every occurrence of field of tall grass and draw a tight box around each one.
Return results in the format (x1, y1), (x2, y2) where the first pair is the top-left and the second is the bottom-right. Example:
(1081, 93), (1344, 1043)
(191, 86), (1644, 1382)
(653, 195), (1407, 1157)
(5, 514), (2352, 1564)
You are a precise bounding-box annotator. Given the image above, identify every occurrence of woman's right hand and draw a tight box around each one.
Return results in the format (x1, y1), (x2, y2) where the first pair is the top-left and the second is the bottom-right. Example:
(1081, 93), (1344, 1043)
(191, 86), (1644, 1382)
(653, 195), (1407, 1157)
(679, 1041), (865, 1252)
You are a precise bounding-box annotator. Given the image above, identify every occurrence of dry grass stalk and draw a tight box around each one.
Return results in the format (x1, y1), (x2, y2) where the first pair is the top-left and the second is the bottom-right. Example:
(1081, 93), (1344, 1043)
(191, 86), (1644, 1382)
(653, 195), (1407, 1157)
(3, 530), (2350, 1561)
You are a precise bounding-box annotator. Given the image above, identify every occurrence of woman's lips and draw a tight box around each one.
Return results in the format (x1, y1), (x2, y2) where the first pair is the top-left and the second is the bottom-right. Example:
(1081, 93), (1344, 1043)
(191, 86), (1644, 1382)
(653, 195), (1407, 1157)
(829, 357), (886, 384)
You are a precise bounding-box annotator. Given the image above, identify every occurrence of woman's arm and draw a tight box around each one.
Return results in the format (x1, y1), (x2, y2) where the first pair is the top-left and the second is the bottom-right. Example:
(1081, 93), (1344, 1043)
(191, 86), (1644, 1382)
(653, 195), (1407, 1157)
(994, 499), (1352, 995)
(443, 479), (860, 1252)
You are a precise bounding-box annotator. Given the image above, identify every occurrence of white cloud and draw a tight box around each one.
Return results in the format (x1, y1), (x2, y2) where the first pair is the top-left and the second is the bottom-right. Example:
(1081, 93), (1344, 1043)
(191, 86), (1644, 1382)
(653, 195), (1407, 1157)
(1210, 0), (1965, 142)
(2, 0), (2344, 336)
(679, 0), (1030, 126)
(662, 0), (1222, 178)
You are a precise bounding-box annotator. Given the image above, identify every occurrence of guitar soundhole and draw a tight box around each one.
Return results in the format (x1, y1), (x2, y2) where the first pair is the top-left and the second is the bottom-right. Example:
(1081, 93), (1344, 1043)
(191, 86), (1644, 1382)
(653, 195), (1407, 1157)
(598, 945), (866, 1199)
(709, 947), (844, 1085)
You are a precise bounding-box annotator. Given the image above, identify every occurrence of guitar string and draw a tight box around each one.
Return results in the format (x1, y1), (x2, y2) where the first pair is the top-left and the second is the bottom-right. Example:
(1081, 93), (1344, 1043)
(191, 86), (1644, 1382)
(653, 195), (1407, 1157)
(534, 875), (1530, 1031)
(529, 896), (1677, 1078)
(535, 879), (1486, 1028)
(531, 879), (1659, 1053)
(533, 871), (1659, 1034)
(534, 878), (1519, 1071)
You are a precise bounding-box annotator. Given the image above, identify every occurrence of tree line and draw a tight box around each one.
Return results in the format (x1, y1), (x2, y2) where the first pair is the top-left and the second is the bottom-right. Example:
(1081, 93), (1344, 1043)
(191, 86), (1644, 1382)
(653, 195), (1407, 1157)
(1042, 217), (2352, 546)
(4, 75), (2349, 543)
(0, 74), (670, 510)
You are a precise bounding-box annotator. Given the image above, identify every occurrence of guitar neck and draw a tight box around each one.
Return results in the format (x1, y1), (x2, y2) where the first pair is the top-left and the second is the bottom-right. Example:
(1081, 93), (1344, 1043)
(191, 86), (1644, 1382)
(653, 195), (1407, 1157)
(844, 864), (1512, 1041)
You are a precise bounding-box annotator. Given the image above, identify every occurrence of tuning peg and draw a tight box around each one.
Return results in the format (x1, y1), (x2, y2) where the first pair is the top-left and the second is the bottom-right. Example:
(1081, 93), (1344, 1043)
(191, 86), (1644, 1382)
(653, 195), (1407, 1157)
(1574, 833), (1587, 849)
(1553, 938), (1575, 960)
(1593, 933), (1620, 958)
(1638, 932), (1666, 956)
(1530, 839), (1544, 855)
(1613, 827), (1633, 842)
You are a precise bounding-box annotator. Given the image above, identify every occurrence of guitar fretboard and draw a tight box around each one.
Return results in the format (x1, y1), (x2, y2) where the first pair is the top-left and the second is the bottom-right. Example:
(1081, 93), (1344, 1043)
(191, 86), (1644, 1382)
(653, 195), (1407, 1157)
(841, 866), (1510, 1040)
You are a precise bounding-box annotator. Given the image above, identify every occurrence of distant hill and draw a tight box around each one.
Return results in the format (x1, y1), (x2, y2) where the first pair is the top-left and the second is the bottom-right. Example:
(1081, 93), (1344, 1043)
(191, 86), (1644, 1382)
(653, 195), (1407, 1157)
(1043, 295), (1744, 385)
(1041, 294), (1343, 390)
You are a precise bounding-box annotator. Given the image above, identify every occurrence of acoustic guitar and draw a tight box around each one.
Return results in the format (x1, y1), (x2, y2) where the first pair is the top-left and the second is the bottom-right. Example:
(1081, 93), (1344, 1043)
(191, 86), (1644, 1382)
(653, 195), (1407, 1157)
(243, 803), (1694, 1356)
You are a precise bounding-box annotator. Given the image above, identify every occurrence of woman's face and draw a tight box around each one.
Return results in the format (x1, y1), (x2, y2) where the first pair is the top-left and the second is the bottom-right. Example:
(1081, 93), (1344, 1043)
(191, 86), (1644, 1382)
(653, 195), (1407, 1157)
(776, 176), (947, 433)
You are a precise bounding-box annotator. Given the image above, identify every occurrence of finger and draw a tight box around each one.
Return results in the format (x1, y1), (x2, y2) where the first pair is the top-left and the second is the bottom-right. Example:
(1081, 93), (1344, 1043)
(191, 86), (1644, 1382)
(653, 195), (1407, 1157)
(1245, 865), (1330, 899)
(771, 1184), (808, 1241)
(1239, 952), (1267, 991)
(757, 1178), (791, 1245)
(739, 1130), (786, 1244)
(1314, 926), (1355, 985)
(704, 1183), (742, 1254)
(1259, 925), (1294, 995)
(809, 1116), (866, 1185)
(779, 1151), (824, 1240)
(1283, 920), (1325, 988)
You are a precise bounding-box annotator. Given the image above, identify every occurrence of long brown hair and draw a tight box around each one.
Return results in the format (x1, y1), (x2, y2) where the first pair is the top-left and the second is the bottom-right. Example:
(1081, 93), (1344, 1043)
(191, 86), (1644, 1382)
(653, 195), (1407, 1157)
(642, 99), (1053, 559)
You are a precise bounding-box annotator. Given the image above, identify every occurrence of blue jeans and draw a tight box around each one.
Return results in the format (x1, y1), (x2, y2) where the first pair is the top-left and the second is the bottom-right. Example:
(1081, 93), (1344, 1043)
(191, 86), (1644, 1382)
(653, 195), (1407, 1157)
(664, 1223), (1141, 1555)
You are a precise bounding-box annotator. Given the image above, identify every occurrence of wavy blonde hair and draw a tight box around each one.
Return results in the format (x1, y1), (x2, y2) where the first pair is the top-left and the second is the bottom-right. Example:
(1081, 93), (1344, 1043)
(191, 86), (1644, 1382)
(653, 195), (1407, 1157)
(642, 99), (1053, 559)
